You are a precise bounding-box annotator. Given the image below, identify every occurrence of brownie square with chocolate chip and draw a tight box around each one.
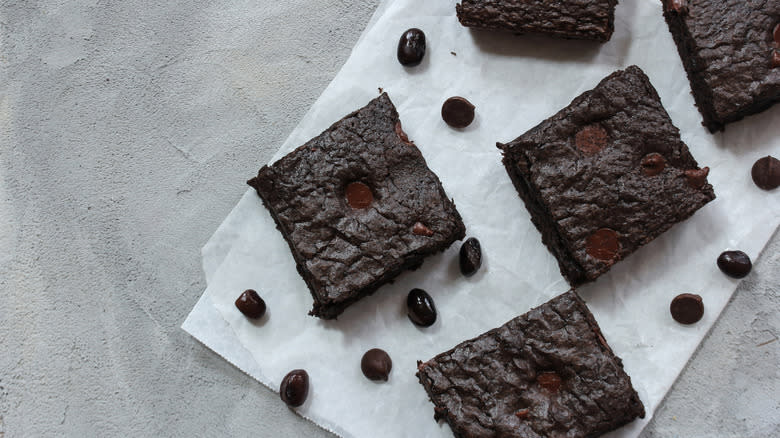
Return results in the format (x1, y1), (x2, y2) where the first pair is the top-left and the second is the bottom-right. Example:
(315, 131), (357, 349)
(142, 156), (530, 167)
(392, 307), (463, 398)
(248, 93), (465, 319)
(456, 0), (619, 42)
(660, 0), (780, 132)
(499, 66), (715, 287)
(416, 290), (645, 438)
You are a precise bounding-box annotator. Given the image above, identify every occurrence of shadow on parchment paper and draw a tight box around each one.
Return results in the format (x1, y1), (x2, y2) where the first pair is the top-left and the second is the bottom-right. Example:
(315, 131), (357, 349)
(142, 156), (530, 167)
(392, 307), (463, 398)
(315, 251), (459, 338)
(709, 104), (780, 154)
(467, 28), (606, 64)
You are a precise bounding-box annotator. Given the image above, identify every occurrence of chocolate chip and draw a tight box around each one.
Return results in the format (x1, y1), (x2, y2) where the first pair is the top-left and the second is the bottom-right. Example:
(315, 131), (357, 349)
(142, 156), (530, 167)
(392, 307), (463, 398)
(345, 182), (373, 209)
(751, 156), (780, 190)
(515, 409), (530, 419)
(407, 288), (437, 327)
(684, 167), (709, 189)
(413, 222), (434, 236)
(585, 228), (620, 262)
(361, 348), (392, 381)
(441, 96), (475, 128)
(574, 124), (608, 155)
(234, 289), (266, 319)
(397, 28), (425, 66)
(670, 293), (704, 324)
(641, 153), (666, 176)
(717, 250), (752, 278)
(459, 237), (482, 277)
(395, 121), (412, 145)
(280, 369), (309, 407)
(666, 0), (688, 13)
(773, 50), (780, 68)
(537, 372), (562, 393)
(774, 23), (780, 45)
(595, 331), (609, 349)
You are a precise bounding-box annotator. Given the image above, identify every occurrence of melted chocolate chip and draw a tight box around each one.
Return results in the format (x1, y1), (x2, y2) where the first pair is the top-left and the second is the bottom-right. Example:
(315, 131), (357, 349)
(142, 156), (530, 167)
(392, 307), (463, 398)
(774, 23), (780, 45)
(280, 369), (309, 407)
(585, 228), (620, 262)
(595, 331), (609, 349)
(234, 289), (266, 319)
(397, 28), (426, 66)
(395, 121), (412, 145)
(515, 409), (530, 419)
(407, 288), (437, 327)
(667, 0), (688, 13)
(751, 156), (780, 190)
(361, 348), (393, 381)
(441, 96), (475, 128)
(345, 182), (373, 209)
(670, 293), (704, 325)
(413, 222), (434, 236)
(641, 153), (666, 176)
(537, 372), (562, 393)
(574, 124), (608, 155)
(773, 50), (780, 68)
(684, 167), (709, 189)
(717, 250), (752, 278)
(459, 237), (482, 277)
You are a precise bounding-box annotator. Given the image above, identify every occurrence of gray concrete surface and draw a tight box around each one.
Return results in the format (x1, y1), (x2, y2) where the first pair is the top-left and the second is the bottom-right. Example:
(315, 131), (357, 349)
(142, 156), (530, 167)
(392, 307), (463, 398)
(0, 1), (777, 437)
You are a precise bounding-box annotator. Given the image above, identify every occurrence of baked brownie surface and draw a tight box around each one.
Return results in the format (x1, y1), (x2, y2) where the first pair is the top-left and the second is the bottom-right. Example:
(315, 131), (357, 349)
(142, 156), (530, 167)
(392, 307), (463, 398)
(248, 93), (465, 319)
(661, 0), (780, 132)
(499, 66), (715, 286)
(416, 290), (645, 438)
(456, 0), (619, 42)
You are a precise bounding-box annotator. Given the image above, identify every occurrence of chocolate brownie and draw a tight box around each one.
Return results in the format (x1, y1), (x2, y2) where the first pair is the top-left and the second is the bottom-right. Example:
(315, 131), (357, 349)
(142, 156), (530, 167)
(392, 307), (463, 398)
(416, 290), (645, 438)
(661, 0), (780, 132)
(456, 0), (619, 42)
(499, 66), (715, 286)
(248, 93), (465, 319)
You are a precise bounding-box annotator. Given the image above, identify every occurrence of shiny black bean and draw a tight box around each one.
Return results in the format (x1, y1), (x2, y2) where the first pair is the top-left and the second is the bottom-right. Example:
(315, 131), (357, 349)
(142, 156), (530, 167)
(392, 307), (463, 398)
(407, 288), (436, 327)
(280, 369), (309, 407)
(459, 237), (482, 276)
(397, 28), (426, 66)
(717, 250), (752, 278)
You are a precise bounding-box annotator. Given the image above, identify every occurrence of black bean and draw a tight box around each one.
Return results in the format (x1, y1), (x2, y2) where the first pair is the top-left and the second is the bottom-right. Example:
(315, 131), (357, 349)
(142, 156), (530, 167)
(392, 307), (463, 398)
(397, 28), (426, 66)
(280, 369), (309, 407)
(459, 237), (482, 276)
(235, 289), (266, 319)
(717, 250), (752, 278)
(407, 288), (436, 327)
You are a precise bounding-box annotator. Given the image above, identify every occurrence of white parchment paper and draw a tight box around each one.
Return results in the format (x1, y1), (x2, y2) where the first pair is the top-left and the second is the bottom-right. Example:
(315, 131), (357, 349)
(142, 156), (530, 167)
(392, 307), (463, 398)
(183, 0), (780, 437)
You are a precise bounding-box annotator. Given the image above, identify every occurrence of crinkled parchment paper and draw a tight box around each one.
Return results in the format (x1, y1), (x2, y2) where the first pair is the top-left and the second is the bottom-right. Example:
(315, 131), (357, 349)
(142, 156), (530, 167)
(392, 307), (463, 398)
(183, 0), (780, 437)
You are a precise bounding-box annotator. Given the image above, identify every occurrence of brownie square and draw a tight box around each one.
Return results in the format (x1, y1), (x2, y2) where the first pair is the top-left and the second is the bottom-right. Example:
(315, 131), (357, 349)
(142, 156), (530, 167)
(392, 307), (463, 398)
(456, 0), (619, 42)
(248, 93), (465, 319)
(416, 290), (645, 438)
(661, 0), (780, 132)
(499, 66), (715, 287)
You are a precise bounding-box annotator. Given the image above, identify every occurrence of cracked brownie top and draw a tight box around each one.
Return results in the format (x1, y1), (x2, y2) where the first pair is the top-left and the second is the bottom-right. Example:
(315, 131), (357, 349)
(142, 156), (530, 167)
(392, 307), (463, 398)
(248, 93), (465, 319)
(499, 66), (715, 286)
(456, 0), (619, 42)
(661, 0), (780, 131)
(416, 290), (645, 438)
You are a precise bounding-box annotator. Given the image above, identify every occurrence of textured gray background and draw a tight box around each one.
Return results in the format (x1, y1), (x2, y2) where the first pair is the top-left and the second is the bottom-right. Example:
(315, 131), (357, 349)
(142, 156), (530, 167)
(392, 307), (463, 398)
(1, 1), (777, 437)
